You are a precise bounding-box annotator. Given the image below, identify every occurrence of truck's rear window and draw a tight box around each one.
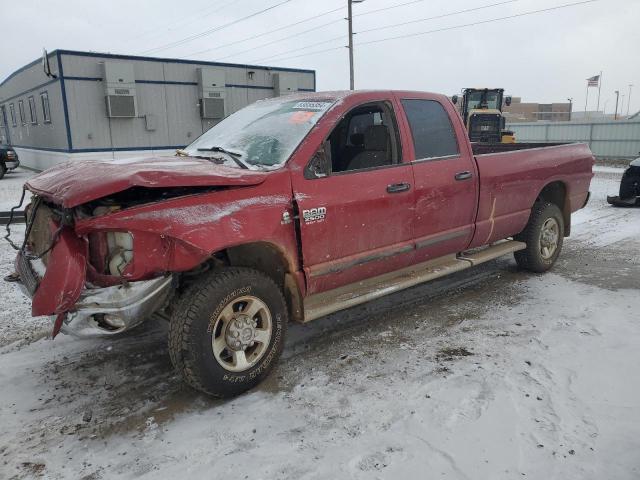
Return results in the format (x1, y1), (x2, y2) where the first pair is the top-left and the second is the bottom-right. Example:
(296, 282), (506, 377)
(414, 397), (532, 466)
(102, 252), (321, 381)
(401, 99), (459, 160)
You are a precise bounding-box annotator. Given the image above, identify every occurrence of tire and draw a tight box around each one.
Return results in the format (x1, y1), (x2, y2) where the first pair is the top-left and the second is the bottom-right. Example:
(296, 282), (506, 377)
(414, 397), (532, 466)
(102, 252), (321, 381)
(514, 201), (564, 273)
(619, 174), (640, 199)
(169, 267), (287, 398)
(0, 164), (6, 180)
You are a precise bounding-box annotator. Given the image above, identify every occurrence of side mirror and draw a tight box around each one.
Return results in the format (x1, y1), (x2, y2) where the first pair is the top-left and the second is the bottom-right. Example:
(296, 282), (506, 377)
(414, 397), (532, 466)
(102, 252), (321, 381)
(304, 143), (331, 179)
(505, 96), (512, 107)
(451, 95), (458, 105)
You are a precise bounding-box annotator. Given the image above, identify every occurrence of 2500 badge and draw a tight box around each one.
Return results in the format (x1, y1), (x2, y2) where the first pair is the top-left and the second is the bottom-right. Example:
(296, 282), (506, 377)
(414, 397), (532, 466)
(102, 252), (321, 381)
(302, 207), (327, 224)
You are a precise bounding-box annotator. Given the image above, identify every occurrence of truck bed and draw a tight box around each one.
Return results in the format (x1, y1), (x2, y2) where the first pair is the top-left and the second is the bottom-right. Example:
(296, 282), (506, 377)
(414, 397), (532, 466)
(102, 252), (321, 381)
(468, 142), (594, 249)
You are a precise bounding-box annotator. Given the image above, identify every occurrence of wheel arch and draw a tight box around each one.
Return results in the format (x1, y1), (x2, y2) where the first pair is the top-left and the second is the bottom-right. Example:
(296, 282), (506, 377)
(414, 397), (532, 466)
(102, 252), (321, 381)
(216, 241), (304, 323)
(536, 181), (571, 236)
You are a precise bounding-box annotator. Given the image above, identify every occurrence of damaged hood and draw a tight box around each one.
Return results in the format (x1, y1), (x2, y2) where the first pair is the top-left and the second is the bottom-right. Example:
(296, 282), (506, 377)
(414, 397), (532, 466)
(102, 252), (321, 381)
(25, 156), (269, 208)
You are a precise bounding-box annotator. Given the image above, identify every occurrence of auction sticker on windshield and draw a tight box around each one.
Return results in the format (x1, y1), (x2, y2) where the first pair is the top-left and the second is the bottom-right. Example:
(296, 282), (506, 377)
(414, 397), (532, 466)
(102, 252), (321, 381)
(292, 101), (332, 111)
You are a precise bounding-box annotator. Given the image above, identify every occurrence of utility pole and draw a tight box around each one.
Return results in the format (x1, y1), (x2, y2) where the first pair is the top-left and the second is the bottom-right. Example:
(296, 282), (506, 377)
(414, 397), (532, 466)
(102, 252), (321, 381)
(347, 0), (364, 90)
(628, 84), (633, 116)
(620, 94), (625, 118)
(567, 97), (573, 121)
(614, 90), (620, 120)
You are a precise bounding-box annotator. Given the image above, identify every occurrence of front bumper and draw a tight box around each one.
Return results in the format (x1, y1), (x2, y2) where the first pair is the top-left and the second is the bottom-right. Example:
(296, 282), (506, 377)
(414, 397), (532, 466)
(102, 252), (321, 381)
(14, 251), (174, 337)
(61, 275), (174, 337)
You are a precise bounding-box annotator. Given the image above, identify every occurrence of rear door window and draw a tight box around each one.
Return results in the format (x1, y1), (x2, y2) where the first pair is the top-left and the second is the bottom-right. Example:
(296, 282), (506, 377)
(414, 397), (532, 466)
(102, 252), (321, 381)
(401, 99), (459, 160)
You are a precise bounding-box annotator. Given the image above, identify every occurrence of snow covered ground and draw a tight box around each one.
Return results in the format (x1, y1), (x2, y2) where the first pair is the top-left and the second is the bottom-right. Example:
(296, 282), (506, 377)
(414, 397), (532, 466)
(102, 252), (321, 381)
(0, 168), (34, 211)
(0, 169), (639, 479)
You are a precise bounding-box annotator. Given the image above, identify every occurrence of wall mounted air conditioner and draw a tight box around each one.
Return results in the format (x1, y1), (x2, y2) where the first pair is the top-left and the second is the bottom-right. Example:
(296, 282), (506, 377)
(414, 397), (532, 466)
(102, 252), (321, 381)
(198, 68), (226, 119)
(273, 73), (298, 97)
(102, 62), (137, 118)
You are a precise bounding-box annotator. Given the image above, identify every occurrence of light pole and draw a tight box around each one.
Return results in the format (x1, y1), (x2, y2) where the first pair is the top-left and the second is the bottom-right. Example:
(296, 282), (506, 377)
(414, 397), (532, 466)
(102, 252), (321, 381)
(628, 84), (634, 116)
(347, 0), (365, 90)
(567, 97), (573, 120)
(614, 90), (620, 120)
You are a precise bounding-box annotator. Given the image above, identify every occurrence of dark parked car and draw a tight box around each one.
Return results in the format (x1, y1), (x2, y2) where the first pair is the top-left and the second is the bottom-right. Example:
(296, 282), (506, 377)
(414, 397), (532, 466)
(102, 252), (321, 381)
(607, 154), (640, 206)
(0, 145), (20, 179)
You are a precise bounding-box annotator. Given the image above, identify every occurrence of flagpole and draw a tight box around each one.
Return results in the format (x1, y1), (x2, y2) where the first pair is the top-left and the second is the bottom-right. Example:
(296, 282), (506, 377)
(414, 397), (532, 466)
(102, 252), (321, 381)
(585, 83), (589, 116)
(596, 70), (602, 113)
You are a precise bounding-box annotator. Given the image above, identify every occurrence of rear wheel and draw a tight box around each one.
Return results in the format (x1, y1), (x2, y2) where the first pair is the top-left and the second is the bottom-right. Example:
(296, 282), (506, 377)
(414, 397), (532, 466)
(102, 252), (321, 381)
(619, 173), (640, 199)
(514, 202), (564, 273)
(169, 267), (287, 398)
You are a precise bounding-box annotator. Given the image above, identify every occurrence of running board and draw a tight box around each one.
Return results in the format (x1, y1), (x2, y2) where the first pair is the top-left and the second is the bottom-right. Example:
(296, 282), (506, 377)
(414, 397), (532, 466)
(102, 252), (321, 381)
(302, 240), (526, 323)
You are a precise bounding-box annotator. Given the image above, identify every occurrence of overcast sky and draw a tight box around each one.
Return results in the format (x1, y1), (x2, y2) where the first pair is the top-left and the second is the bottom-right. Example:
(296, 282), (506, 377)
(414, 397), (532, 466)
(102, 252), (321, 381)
(1, 0), (638, 115)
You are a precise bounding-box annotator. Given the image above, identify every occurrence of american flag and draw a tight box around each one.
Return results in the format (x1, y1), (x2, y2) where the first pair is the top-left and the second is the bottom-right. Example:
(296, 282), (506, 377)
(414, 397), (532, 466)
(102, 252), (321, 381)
(587, 75), (600, 87)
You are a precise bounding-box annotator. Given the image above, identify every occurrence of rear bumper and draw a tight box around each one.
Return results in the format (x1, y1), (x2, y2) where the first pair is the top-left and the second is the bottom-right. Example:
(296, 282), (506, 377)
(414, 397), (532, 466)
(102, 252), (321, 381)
(4, 159), (20, 170)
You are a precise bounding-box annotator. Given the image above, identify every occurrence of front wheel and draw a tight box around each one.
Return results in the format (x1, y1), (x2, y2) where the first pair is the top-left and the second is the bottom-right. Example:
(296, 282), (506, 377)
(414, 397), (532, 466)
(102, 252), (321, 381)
(169, 267), (287, 398)
(514, 202), (564, 273)
(0, 164), (6, 180)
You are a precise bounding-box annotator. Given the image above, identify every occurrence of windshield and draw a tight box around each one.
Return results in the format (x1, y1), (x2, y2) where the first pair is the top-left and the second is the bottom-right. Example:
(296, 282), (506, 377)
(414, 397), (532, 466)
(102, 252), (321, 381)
(466, 91), (501, 110)
(184, 97), (335, 170)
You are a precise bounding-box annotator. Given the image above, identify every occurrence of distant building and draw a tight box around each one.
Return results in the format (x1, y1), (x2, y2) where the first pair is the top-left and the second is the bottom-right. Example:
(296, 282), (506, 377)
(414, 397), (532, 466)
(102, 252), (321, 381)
(502, 97), (572, 123)
(0, 50), (315, 170)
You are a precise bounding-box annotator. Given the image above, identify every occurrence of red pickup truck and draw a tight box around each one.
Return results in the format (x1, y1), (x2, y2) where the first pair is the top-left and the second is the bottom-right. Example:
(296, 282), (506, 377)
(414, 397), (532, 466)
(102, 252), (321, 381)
(6, 90), (594, 397)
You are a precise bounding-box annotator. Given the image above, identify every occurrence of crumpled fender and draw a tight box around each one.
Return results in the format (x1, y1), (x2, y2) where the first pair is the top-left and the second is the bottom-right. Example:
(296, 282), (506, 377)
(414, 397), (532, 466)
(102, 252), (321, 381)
(32, 226), (87, 316)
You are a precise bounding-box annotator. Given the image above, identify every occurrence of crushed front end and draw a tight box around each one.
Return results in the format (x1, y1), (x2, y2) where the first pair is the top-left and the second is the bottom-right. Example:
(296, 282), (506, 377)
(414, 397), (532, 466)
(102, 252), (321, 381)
(5, 193), (174, 337)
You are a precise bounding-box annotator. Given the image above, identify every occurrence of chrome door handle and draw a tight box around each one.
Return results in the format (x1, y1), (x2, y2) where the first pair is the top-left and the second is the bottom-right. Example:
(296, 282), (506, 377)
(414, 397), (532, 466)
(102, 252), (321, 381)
(387, 182), (411, 193)
(455, 171), (473, 181)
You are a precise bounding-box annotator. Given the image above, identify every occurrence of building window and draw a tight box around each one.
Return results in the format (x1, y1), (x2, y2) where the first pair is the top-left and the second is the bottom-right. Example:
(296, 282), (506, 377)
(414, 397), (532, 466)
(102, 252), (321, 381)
(9, 103), (17, 127)
(0, 106), (5, 127)
(28, 96), (38, 125)
(40, 91), (51, 123)
(18, 100), (26, 126)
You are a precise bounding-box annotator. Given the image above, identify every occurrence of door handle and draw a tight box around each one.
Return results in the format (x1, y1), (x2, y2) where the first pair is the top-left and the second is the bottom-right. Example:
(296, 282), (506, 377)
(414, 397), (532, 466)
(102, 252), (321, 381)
(387, 182), (411, 193)
(454, 171), (473, 181)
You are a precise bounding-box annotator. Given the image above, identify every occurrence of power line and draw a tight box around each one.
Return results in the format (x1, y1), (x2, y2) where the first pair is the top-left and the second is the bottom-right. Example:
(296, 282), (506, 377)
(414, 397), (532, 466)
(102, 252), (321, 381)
(251, 35), (345, 63)
(182, 0), (429, 60)
(251, 0), (519, 63)
(258, 0), (598, 64)
(139, 0), (295, 55)
(356, 0), (438, 18)
(214, 20), (343, 61)
(184, 7), (344, 60)
(358, 0), (519, 34)
(130, 0), (238, 42)
(174, 0), (502, 63)
(358, 0), (598, 46)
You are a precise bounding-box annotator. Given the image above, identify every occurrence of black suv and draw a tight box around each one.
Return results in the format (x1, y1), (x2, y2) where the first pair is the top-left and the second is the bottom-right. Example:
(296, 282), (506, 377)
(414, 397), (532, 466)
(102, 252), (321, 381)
(0, 145), (20, 179)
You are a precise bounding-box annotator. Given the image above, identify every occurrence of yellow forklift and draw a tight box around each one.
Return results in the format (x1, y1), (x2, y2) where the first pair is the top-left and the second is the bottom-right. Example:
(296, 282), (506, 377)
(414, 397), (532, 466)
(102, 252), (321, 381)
(452, 88), (515, 144)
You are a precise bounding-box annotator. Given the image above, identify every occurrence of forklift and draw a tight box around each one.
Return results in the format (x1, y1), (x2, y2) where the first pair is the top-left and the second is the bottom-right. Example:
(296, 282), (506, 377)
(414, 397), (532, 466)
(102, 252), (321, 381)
(452, 88), (515, 144)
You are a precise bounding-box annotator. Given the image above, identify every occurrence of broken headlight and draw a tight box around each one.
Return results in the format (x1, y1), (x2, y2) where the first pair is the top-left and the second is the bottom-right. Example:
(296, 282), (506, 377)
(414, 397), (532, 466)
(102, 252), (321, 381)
(106, 231), (134, 276)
